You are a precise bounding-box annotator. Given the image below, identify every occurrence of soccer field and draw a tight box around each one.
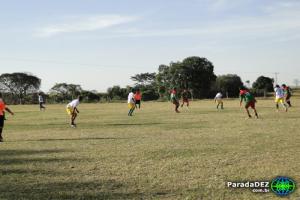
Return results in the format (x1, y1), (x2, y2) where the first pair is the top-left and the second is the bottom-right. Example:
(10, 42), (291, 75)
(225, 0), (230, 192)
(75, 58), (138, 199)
(1, 98), (299, 200)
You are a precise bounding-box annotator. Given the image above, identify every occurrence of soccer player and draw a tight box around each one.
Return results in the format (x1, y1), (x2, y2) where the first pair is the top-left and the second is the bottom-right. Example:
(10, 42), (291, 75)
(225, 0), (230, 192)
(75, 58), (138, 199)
(0, 93), (14, 142)
(239, 88), (258, 118)
(128, 89), (136, 116)
(181, 89), (190, 108)
(282, 84), (292, 107)
(214, 92), (224, 109)
(170, 88), (180, 113)
(38, 93), (46, 111)
(134, 89), (142, 109)
(66, 96), (82, 128)
(274, 85), (288, 112)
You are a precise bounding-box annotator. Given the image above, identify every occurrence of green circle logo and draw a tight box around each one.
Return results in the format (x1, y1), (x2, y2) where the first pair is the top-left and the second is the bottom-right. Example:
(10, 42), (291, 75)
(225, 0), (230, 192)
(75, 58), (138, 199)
(271, 177), (296, 196)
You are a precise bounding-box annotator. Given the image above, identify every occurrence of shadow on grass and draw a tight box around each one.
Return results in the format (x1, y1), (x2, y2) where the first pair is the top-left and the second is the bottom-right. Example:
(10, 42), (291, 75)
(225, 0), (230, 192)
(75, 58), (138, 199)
(9, 137), (134, 143)
(0, 149), (67, 157)
(0, 149), (83, 174)
(0, 180), (147, 200)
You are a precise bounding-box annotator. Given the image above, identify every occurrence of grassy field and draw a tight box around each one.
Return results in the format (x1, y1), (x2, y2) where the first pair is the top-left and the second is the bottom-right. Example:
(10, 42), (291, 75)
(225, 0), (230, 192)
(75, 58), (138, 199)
(0, 97), (299, 200)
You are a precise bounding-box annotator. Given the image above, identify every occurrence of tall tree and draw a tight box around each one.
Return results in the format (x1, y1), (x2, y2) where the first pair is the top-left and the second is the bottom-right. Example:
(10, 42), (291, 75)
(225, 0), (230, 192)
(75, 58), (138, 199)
(0, 72), (41, 104)
(215, 74), (244, 98)
(50, 83), (82, 101)
(156, 57), (216, 98)
(252, 76), (274, 92)
(131, 73), (156, 86)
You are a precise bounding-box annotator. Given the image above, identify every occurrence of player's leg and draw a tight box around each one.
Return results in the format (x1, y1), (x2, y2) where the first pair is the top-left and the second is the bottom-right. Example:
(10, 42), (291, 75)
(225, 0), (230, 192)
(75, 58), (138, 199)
(0, 116), (4, 142)
(71, 112), (77, 126)
(245, 103), (252, 118)
(221, 101), (224, 109)
(286, 96), (292, 107)
(251, 102), (258, 118)
(129, 104), (135, 116)
(0, 127), (3, 142)
(280, 99), (288, 112)
(275, 98), (279, 111)
(175, 101), (180, 113)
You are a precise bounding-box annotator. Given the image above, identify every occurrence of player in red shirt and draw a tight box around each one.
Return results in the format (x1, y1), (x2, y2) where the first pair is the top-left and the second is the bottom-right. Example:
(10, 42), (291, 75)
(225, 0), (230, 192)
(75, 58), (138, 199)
(0, 93), (14, 142)
(134, 89), (142, 109)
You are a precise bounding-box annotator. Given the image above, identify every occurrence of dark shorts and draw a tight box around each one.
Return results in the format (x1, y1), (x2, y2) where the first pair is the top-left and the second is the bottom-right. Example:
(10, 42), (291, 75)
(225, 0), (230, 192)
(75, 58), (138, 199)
(286, 94), (291, 100)
(245, 101), (255, 109)
(172, 99), (179, 105)
(0, 115), (4, 128)
(135, 100), (141, 105)
(182, 98), (189, 103)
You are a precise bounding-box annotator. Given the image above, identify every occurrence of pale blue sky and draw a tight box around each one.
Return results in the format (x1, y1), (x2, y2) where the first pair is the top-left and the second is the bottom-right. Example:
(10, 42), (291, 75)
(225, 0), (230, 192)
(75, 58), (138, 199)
(0, 0), (300, 92)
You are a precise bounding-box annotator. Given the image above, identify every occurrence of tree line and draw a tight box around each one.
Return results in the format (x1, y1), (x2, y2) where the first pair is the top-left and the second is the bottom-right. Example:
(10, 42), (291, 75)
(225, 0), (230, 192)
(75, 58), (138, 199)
(0, 56), (277, 104)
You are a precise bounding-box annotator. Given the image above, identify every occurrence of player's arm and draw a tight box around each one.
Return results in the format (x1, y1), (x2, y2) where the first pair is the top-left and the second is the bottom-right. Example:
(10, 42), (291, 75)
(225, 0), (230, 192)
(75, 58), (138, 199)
(74, 107), (79, 113)
(5, 107), (14, 115)
(132, 98), (136, 103)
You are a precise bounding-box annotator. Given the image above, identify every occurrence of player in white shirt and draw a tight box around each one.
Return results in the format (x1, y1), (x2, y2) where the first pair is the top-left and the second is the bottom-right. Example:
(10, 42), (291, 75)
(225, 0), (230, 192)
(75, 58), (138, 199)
(214, 92), (224, 109)
(128, 89), (136, 116)
(38, 93), (46, 111)
(274, 85), (288, 112)
(66, 96), (82, 127)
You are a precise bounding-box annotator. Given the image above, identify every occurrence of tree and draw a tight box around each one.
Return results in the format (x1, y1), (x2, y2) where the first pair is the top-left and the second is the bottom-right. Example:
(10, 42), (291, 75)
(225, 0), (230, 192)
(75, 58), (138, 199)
(156, 56), (216, 98)
(215, 74), (243, 98)
(107, 85), (128, 100)
(50, 83), (82, 102)
(0, 72), (41, 104)
(131, 73), (156, 86)
(252, 76), (274, 96)
(131, 72), (159, 101)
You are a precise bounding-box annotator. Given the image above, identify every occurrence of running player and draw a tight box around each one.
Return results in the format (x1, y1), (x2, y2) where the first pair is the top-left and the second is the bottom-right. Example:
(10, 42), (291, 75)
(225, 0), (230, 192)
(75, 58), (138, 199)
(128, 89), (136, 116)
(239, 88), (259, 118)
(214, 92), (224, 109)
(282, 84), (292, 107)
(134, 89), (142, 109)
(274, 85), (288, 112)
(181, 89), (190, 108)
(170, 88), (180, 113)
(66, 96), (82, 128)
(0, 93), (14, 142)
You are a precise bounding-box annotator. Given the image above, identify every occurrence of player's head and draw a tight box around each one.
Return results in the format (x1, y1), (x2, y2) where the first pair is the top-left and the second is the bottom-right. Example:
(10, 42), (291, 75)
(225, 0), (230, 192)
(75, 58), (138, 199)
(131, 88), (135, 93)
(281, 84), (286, 88)
(275, 84), (280, 88)
(78, 95), (83, 101)
(135, 88), (140, 93)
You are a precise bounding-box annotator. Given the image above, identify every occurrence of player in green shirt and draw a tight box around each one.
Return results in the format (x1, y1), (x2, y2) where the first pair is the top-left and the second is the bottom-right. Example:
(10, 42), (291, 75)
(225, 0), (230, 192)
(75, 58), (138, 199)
(239, 88), (258, 118)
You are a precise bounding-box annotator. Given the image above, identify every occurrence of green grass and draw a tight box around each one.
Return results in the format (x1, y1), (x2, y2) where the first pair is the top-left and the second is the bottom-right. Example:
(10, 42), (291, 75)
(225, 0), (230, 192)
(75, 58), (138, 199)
(0, 98), (299, 200)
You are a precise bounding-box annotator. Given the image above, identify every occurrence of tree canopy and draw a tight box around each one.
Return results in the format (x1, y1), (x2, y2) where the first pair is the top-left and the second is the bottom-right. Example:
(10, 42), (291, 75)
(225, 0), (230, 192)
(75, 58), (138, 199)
(0, 72), (41, 104)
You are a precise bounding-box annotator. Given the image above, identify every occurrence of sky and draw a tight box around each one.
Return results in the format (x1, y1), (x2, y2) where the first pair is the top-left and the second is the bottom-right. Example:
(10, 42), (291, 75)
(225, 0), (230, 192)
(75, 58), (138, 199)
(0, 0), (300, 92)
